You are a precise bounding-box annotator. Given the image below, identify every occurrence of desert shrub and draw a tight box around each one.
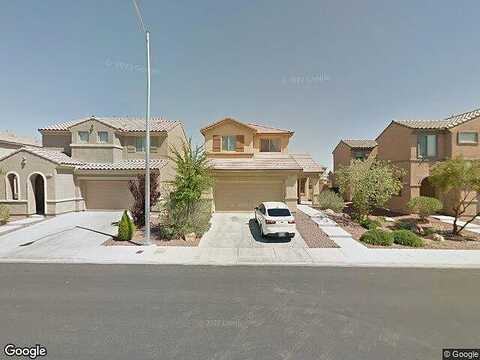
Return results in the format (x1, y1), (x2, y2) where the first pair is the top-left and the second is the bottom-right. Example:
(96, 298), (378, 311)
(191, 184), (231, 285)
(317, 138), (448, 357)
(167, 199), (212, 238)
(407, 196), (443, 221)
(128, 174), (162, 227)
(0, 205), (10, 224)
(422, 227), (436, 236)
(359, 229), (393, 246)
(392, 230), (424, 247)
(359, 217), (381, 230)
(117, 210), (135, 241)
(316, 190), (344, 213)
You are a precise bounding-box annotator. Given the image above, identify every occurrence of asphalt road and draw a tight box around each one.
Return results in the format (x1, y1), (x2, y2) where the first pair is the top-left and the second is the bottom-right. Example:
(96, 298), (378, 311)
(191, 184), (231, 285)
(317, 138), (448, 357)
(0, 264), (479, 360)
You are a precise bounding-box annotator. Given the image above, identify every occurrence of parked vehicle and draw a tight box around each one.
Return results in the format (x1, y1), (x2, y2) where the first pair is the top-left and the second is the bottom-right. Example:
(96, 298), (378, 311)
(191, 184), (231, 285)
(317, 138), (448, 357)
(254, 202), (296, 238)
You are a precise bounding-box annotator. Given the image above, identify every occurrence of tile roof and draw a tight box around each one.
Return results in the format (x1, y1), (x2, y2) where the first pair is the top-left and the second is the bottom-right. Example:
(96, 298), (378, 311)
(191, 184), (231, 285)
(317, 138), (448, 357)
(39, 116), (180, 132)
(200, 117), (293, 135)
(0, 147), (84, 166)
(76, 159), (168, 171)
(0, 131), (41, 147)
(209, 154), (302, 171)
(342, 139), (378, 149)
(290, 153), (325, 172)
(394, 108), (480, 129)
(246, 123), (293, 134)
(209, 153), (324, 172)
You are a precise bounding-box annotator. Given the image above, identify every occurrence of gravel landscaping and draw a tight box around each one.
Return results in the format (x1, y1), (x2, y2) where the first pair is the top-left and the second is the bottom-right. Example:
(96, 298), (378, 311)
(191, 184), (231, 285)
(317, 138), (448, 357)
(294, 211), (338, 248)
(104, 225), (201, 247)
(325, 211), (480, 250)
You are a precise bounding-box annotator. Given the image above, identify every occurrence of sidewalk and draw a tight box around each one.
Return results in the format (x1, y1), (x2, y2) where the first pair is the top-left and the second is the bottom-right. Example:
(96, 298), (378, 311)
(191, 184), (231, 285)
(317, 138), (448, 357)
(0, 207), (479, 267)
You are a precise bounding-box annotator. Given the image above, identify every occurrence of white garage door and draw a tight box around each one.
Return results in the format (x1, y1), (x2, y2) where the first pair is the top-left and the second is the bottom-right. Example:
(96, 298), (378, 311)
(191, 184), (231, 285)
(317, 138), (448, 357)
(214, 180), (284, 212)
(85, 180), (134, 210)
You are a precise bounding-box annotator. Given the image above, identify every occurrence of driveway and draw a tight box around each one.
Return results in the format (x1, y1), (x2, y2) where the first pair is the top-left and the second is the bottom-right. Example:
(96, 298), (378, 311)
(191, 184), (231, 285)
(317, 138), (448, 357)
(199, 212), (307, 248)
(0, 211), (122, 260)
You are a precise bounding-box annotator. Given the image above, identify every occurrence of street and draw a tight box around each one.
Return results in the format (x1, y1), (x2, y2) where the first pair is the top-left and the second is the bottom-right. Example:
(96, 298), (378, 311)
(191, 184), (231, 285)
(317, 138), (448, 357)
(0, 264), (478, 360)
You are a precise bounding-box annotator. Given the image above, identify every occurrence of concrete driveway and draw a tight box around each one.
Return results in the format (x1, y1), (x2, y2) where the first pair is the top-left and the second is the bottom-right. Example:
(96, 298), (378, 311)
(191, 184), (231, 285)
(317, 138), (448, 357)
(0, 211), (122, 260)
(199, 212), (307, 248)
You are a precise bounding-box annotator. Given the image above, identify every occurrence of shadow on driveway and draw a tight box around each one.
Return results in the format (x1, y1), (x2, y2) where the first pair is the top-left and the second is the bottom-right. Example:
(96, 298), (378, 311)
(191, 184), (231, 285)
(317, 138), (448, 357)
(248, 219), (292, 244)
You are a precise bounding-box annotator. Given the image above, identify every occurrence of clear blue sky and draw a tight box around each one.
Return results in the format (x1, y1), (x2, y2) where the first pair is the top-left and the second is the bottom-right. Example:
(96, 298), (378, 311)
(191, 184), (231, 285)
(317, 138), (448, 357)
(1, 0), (480, 168)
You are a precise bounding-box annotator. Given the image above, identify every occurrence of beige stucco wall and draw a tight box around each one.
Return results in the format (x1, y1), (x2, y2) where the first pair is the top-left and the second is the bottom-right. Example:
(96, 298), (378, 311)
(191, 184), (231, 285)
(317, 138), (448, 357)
(42, 133), (72, 155)
(0, 151), (79, 215)
(121, 134), (168, 160)
(449, 116), (480, 159)
(203, 120), (255, 155)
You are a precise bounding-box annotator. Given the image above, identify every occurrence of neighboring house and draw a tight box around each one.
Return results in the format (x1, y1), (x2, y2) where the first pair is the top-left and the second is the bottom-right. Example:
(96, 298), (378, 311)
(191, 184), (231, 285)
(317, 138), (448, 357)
(376, 108), (480, 215)
(0, 131), (41, 157)
(0, 116), (187, 216)
(331, 139), (377, 196)
(200, 117), (325, 212)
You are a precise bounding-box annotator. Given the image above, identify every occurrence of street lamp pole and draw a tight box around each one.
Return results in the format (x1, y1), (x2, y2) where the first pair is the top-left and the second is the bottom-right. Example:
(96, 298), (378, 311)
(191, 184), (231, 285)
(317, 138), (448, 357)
(132, 0), (151, 245)
(144, 30), (151, 245)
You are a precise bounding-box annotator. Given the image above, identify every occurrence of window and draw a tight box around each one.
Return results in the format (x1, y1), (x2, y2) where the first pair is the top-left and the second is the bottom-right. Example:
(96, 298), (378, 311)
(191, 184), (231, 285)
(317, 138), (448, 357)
(222, 136), (236, 151)
(418, 134), (437, 158)
(458, 132), (478, 144)
(260, 138), (281, 152)
(7, 173), (19, 200)
(78, 131), (89, 143)
(267, 208), (292, 217)
(354, 151), (366, 160)
(98, 131), (108, 143)
(135, 137), (146, 152)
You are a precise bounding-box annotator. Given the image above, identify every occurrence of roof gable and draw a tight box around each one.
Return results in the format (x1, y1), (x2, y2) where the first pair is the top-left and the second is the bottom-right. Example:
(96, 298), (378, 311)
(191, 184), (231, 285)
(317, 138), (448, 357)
(0, 147), (84, 166)
(393, 107), (480, 130)
(200, 117), (293, 135)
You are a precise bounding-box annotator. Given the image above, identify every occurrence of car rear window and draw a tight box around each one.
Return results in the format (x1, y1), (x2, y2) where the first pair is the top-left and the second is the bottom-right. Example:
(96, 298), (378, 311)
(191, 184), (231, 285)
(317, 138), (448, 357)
(267, 208), (291, 217)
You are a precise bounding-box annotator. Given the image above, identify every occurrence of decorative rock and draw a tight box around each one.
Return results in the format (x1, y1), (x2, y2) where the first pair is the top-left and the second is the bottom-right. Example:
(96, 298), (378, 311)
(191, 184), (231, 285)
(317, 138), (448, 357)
(184, 232), (196, 242)
(429, 233), (445, 242)
(384, 217), (395, 222)
(323, 209), (336, 216)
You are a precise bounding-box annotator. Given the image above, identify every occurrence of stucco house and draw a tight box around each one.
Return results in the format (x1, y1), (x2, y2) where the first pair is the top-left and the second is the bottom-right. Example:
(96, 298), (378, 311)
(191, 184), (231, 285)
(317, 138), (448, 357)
(0, 131), (41, 157)
(201, 117), (325, 212)
(334, 107), (480, 216)
(332, 139), (377, 191)
(376, 108), (480, 215)
(0, 116), (187, 216)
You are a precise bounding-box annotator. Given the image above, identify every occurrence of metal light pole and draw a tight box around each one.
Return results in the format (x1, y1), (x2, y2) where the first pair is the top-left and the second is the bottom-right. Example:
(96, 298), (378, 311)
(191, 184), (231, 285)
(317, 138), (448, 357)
(132, 0), (151, 245)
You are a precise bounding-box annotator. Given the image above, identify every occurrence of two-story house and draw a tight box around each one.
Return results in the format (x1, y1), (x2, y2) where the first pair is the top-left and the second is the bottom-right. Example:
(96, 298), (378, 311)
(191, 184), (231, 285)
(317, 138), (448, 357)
(376, 108), (480, 215)
(200, 117), (325, 212)
(0, 116), (187, 216)
(332, 139), (378, 194)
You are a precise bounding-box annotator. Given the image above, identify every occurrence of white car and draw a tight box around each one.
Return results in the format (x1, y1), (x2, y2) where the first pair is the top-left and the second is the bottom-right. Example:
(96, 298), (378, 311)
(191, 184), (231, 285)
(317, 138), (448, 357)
(254, 201), (296, 238)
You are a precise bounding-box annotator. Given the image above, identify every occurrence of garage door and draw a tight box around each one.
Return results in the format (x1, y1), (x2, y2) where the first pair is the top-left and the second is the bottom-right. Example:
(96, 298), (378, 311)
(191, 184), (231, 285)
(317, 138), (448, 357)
(214, 180), (284, 211)
(85, 180), (134, 210)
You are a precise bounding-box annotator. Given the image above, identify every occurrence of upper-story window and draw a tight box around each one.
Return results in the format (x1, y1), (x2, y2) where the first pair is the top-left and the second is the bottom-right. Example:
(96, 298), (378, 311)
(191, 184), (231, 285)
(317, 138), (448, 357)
(353, 151), (366, 160)
(78, 131), (89, 143)
(98, 131), (108, 143)
(260, 138), (281, 152)
(222, 136), (236, 151)
(458, 132), (478, 145)
(135, 137), (146, 152)
(418, 134), (437, 158)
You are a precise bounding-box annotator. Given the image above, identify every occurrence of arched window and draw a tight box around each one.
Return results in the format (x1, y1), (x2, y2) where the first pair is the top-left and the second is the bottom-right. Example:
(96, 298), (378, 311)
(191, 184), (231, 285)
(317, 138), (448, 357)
(6, 173), (19, 200)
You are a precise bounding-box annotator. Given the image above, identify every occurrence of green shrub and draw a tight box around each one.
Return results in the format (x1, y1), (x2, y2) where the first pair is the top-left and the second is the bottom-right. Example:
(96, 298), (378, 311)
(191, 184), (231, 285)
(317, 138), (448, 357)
(360, 229), (393, 246)
(316, 190), (344, 213)
(117, 210), (135, 241)
(0, 205), (10, 224)
(167, 199), (212, 238)
(392, 230), (424, 247)
(359, 217), (381, 230)
(422, 227), (436, 236)
(407, 196), (443, 221)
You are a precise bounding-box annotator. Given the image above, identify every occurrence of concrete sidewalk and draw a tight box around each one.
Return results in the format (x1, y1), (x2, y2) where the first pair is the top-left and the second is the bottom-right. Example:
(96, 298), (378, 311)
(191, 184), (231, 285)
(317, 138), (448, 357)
(0, 207), (479, 268)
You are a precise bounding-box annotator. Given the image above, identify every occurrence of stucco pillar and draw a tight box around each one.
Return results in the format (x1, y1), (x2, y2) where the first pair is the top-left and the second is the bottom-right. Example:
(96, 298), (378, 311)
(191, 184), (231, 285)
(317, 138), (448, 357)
(284, 174), (298, 212)
(311, 175), (320, 206)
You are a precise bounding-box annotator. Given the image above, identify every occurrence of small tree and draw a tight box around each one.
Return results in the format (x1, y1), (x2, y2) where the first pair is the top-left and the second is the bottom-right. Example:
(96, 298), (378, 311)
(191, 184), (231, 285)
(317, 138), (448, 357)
(117, 210), (135, 241)
(429, 157), (480, 235)
(407, 196), (443, 222)
(128, 173), (162, 227)
(167, 139), (213, 236)
(336, 159), (404, 220)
